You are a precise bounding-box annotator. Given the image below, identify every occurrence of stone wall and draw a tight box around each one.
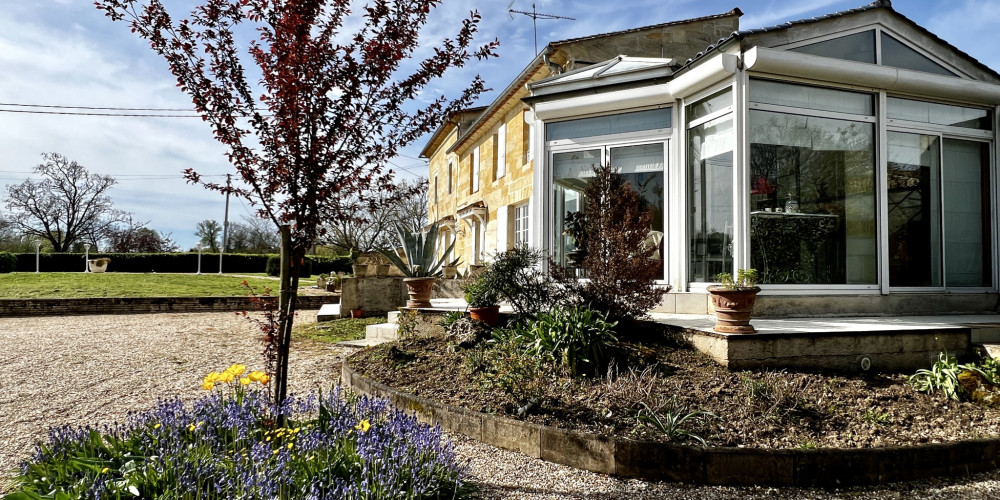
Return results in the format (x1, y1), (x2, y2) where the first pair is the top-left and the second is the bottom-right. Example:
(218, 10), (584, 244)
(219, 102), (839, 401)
(0, 295), (334, 318)
(339, 277), (468, 316)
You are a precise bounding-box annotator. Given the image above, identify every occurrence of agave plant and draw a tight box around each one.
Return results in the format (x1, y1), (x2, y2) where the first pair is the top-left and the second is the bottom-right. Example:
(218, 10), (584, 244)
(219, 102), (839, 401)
(379, 223), (456, 277)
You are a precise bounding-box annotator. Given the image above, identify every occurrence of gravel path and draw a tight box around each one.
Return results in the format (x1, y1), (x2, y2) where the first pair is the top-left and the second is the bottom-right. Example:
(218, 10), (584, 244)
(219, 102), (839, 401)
(3, 312), (1000, 498)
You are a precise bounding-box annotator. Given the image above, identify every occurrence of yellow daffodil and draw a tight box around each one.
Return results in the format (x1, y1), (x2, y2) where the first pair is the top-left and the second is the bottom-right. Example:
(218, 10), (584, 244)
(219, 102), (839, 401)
(259, 375), (269, 385)
(227, 364), (246, 376)
(204, 372), (221, 384)
(201, 381), (215, 391)
(153, 423), (161, 429)
(248, 371), (265, 382)
(188, 424), (196, 432)
(355, 419), (371, 433)
(240, 377), (251, 386)
(287, 443), (293, 450)
(101, 467), (110, 474)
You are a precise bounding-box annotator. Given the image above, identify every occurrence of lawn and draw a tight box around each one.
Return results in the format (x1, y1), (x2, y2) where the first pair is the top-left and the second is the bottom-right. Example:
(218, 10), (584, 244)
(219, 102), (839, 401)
(0, 272), (292, 298)
(293, 316), (385, 344)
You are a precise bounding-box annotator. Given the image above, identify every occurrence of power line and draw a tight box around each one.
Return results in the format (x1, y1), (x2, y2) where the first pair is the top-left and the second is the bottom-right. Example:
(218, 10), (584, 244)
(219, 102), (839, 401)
(0, 102), (206, 112)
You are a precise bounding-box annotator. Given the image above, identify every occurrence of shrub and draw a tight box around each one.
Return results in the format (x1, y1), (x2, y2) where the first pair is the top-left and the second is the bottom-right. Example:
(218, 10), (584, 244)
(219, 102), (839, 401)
(508, 305), (618, 377)
(9, 376), (471, 499)
(484, 245), (559, 319)
(0, 251), (15, 273)
(462, 275), (501, 308)
(265, 255), (281, 276)
(464, 337), (553, 413)
(554, 163), (666, 322)
(637, 397), (716, 446)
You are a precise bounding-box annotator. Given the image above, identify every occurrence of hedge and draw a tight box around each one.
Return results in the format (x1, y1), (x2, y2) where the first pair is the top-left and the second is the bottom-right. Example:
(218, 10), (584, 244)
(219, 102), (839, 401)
(11, 253), (352, 276)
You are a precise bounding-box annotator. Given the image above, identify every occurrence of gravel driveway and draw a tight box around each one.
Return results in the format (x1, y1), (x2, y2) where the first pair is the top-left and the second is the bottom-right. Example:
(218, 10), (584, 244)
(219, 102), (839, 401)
(3, 311), (1000, 499)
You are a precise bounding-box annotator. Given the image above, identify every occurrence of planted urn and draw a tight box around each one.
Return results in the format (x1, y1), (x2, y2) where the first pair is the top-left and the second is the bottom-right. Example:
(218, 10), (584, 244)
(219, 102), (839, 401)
(707, 269), (760, 334)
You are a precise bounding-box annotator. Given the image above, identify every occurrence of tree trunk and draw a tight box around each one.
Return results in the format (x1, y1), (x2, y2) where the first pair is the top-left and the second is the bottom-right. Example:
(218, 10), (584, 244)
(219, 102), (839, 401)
(274, 224), (299, 416)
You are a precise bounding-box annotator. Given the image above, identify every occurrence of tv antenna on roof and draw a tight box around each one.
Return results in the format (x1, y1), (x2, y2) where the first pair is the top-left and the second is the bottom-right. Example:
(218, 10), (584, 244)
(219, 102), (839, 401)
(508, 2), (575, 55)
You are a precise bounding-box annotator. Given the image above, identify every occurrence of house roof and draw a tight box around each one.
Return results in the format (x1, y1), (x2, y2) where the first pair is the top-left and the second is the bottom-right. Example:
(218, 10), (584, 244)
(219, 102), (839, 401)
(418, 106), (488, 159)
(677, 0), (1000, 81)
(530, 56), (675, 89)
(443, 8), (743, 156)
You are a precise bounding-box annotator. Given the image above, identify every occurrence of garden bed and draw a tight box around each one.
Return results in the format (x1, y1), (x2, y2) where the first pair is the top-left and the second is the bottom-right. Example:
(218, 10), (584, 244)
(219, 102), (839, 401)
(347, 324), (1000, 450)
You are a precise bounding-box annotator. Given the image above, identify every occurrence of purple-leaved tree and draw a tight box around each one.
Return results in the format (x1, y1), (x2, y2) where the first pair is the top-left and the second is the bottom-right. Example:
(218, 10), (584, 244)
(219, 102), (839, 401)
(96, 0), (498, 405)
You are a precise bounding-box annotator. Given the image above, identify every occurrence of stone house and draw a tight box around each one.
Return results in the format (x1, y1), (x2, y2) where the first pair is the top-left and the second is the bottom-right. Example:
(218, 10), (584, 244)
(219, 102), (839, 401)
(421, 0), (1000, 317)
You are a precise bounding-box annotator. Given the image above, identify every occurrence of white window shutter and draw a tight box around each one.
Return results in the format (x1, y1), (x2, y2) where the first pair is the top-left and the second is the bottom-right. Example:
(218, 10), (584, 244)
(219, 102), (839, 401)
(496, 205), (509, 251)
(497, 124), (506, 178)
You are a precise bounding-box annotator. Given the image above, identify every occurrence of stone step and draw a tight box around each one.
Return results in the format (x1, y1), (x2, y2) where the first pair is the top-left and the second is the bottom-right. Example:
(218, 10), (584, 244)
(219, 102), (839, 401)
(336, 338), (392, 348)
(316, 303), (341, 322)
(387, 310), (400, 324)
(975, 343), (1000, 359)
(365, 323), (399, 341)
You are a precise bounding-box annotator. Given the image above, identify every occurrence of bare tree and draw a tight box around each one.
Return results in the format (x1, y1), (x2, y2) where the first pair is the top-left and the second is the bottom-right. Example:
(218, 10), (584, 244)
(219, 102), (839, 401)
(323, 178), (428, 252)
(4, 153), (129, 252)
(226, 215), (280, 253)
(195, 219), (222, 252)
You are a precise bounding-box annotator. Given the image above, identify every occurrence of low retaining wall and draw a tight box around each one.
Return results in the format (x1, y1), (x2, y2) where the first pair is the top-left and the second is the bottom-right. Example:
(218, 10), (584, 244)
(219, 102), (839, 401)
(0, 295), (333, 317)
(342, 362), (1000, 487)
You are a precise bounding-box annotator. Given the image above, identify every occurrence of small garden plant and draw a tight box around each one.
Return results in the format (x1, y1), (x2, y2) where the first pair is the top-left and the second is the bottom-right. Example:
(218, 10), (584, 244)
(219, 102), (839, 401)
(6, 364), (471, 500)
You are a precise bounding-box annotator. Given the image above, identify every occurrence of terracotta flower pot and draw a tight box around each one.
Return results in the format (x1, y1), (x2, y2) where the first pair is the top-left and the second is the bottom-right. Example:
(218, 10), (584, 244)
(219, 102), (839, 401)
(350, 308), (363, 319)
(707, 286), (760, 334)
(403, 277), (435, 308)
(468, 305), (500, 327)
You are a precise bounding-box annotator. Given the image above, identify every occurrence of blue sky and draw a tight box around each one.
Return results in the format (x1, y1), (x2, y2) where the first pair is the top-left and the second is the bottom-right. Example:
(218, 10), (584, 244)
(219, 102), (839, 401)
(1, 0), (998, 250)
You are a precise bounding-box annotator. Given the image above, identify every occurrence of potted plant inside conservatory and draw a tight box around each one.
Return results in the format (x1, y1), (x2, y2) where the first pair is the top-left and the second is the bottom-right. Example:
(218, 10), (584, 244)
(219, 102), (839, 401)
(562, 211), (588, 267)
(707, 268), (760, 334)
(379, 223), (455, 308)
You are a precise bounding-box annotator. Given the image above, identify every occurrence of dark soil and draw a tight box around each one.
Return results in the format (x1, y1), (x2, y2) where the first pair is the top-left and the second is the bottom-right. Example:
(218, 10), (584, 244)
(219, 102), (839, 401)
(348, 324), (1000, 449)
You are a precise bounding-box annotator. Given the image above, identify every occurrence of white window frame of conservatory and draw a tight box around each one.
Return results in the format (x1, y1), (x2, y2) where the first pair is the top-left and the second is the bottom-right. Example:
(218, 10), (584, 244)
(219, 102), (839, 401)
(780, 25), (970, 79)
(882, 123), (997, 294)
(681, 81), (738, 290)
(545, 130), (672, 283)
(743, 80), (881, 292)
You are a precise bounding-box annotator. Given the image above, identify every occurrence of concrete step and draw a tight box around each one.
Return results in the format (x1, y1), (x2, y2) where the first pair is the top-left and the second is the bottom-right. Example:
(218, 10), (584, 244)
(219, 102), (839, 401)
(337, 338), (392, 348)
(365, 323), (399, 341)
(387, 310), (400, 324)
(317, 303), (341, 322)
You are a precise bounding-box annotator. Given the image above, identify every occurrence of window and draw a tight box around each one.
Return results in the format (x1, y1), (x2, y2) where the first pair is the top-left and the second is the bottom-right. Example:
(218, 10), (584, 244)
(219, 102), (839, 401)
(790, 30), (875, 64)
(513, 202), (529, 246)
(881, 33), (956, 77)
(547, 108), (671, 141)
(687, 88), (734, 282)
(788, 29), (957, 77)
(748, 80), (877, 285)
(887, 97), (992, 130)
(472, 147), (480, 193)
(447, 161), (453, 194)
(496, 124), (507, 179)
(552, 145), (665, 272)
(887, 133), (992, 288)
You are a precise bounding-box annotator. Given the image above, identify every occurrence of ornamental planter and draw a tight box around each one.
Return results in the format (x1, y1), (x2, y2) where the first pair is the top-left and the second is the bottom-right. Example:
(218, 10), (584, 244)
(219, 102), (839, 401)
(375, 264), (391, 278)
(352, 264), (368, 278)
(442, 265), (457, 279)
(88, 258), (110, 273)
(403, 277), (435, 308)
(707, 286), (761, 334)
(468, 305), (500, 327)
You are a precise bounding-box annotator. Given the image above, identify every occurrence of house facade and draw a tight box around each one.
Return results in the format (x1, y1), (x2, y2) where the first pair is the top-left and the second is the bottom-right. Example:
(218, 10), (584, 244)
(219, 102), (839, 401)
(422, 1), (1000, 316)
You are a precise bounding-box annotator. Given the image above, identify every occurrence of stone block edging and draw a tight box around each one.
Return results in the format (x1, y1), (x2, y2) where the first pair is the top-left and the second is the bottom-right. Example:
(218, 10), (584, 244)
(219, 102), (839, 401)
(341, 361), (1000, 487)
(0, 296), (332, 317)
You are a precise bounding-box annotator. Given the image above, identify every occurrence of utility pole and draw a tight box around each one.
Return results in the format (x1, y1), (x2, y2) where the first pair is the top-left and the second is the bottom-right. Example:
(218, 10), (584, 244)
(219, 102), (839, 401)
(219, 173), (231, 274)
(509, 3), (575, 55)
